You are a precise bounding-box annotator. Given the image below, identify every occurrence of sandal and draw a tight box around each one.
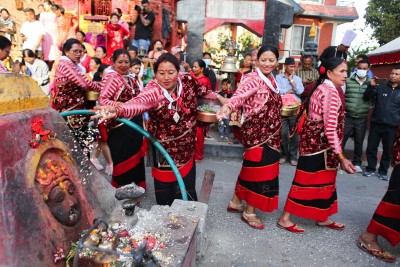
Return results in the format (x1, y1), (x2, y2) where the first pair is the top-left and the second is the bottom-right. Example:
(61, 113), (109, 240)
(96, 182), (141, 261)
(279, 158), (286, 164)
(316, 221), (345, 230)
(241, 212), (265, 229)
(276, 222), (304, 233)
(290, 160), (298, 166)
(357, 240), (396, 262)
(227, 201), (245, 213)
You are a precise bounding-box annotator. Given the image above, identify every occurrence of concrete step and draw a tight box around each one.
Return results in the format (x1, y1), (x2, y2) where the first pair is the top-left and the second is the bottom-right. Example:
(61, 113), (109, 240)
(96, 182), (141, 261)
(203, 127), (383, 165)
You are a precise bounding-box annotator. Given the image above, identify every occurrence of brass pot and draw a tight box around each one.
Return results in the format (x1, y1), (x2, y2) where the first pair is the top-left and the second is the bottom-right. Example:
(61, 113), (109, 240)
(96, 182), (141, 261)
(281, 106), (299, 117)
(196, 111), (218, 123)
(85, 91), (100, 101)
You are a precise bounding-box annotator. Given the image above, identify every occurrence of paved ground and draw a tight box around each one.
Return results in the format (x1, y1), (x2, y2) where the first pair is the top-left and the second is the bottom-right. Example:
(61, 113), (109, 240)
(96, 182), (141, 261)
(95, 127), (399, 266)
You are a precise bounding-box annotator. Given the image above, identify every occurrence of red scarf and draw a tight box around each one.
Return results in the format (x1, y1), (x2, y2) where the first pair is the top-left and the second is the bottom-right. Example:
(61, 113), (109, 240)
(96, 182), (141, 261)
(107, 23), (122, 31)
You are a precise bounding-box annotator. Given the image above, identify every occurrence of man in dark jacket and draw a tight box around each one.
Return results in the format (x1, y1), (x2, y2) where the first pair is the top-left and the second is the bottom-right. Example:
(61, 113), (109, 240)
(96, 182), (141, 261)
(343, 60), (371, 172)
(132, 0), (155, 55)
(363, 66), (400, 180)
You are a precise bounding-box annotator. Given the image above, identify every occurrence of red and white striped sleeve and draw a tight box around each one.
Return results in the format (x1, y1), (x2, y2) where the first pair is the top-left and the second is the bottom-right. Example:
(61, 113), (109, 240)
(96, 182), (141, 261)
(61, 60), (100, 91)
(226, 76), (260, 111)
(98, 73), (122, 106)
(116, 82), (164, 118)
(321, 86), (342, 154)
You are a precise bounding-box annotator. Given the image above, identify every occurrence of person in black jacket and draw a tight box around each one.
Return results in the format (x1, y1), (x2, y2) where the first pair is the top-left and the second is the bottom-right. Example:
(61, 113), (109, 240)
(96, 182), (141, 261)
(363, 66), (400, 180)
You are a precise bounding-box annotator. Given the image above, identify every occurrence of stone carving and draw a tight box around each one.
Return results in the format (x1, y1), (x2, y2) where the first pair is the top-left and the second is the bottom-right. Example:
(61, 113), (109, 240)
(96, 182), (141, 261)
(35, 157), (82, 226)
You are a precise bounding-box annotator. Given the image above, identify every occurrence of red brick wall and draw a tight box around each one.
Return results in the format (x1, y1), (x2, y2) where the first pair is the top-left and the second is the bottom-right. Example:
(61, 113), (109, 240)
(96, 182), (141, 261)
(292, 16), (333, 55)
(318, 23), (333, 54)
(324, 0), (337, 6)
(370, 64), (395, 80)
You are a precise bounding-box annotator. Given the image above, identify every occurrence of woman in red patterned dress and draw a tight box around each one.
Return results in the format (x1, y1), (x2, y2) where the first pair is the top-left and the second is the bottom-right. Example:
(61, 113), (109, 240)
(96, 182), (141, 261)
(189, 59), (212, 162)
(94, 53), (217, 205)
(357, 127), (399, 262)
(98, 49), (146, 189)
(277, 58), (355, 233)
(104, 13), (129, 58)
(53, 38), (100, 151)
(216, 45), (282, 229)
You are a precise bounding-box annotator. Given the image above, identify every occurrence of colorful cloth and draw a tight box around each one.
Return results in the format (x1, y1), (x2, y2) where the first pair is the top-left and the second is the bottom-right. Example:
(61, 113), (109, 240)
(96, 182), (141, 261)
(303, 80), (344, 155)
(225, 70), (282, 212)
(116, 74), (212, 167)
(114, 74), (212, 204)
(235, 144), (280, 212)
(99, 69), (146, 188)
(226, 70), (280, 118)
(106, 23), (129, 58)
(152, 157), (197, 205)
(284, 152), (339, 221)
(53, 56), (100, 128)
(366, 127), (400, 246)
(56, 14), (76, 47)
(190, 72), (212, 161)
(227, 71), (282, 150)
(284, 80), (345, 221)
(108, 116), (146, 189)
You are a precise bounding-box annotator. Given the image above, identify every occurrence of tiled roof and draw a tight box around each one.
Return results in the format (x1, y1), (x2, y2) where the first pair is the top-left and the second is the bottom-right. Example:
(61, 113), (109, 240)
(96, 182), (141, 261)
(299, 3), (358, 22)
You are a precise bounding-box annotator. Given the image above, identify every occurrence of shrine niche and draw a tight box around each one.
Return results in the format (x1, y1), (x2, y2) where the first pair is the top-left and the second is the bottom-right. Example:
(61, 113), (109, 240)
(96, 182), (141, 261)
(34, 150), (83, 227)
(0, 74), (112, 266)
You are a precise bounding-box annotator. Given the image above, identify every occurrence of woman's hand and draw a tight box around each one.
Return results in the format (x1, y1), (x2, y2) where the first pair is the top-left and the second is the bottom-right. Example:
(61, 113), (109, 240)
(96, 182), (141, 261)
(182, 62), (191, 72)
(340, 157), (356, 174)
(203, 92), (217, 100)
(216, 94), (228, 105)
(216, 105), (231, 120)
(91, 105), (117, 124)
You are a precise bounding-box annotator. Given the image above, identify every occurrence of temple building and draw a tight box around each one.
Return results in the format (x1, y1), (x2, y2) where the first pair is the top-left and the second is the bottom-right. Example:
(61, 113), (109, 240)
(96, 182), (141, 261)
(11, 0), (357, 65)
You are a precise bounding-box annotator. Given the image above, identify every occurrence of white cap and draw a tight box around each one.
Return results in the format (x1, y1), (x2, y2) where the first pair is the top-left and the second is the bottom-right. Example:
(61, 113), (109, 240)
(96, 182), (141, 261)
(340, 30), (357, 47)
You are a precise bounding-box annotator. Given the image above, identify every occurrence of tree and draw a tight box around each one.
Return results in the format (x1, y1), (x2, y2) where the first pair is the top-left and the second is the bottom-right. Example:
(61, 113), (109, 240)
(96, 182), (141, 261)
(364, 0), (400, 45)
(347, 45), (378, 73)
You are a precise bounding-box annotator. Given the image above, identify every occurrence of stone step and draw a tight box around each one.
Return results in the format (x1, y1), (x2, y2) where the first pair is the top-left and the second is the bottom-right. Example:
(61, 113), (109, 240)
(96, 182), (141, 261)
(203, 133), (383, 166)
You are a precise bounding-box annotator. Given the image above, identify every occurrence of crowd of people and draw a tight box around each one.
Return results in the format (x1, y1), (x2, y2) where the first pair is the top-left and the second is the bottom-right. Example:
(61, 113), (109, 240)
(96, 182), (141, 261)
(0, 3), (398, 263)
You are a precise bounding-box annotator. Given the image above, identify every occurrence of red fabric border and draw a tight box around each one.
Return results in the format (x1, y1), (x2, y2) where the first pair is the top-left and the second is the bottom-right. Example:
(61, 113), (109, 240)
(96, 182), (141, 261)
(293, 169), (336, 185)
(235, 182), (278, 212)
(284, 198), (338, 221)
(288, 185), (336, 200)
(113, 141), (147, 177)
(239, 162), (279, 182)
(375, 201), (400, 220)
(152, 158), (194, 183)
(369, 51), (400, 65)
(367, 219), (400, 246)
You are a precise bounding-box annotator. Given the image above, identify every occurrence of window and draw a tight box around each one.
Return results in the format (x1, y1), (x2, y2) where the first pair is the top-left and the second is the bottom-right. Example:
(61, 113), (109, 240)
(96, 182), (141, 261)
(279, 28), (285, 42)
(290, 25), (320, 56)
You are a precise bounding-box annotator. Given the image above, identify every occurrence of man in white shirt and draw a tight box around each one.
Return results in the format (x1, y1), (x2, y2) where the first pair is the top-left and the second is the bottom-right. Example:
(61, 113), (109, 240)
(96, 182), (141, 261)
(20, 8), (45, 58)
